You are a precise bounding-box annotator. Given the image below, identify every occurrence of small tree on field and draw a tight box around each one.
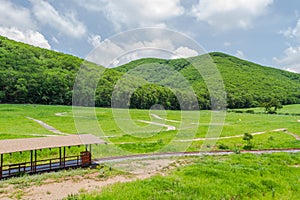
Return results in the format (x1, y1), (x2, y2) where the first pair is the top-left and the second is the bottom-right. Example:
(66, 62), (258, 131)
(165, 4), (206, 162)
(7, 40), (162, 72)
(262, 99), (283, 114)
(243, 133), (254, 150)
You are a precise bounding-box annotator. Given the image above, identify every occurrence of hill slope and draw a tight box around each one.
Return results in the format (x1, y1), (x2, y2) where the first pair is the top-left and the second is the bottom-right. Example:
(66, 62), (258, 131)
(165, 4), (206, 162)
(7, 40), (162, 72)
(0, 35), (83, 104)
(116, 52), (300, 109)
(0, 35), (299, 109)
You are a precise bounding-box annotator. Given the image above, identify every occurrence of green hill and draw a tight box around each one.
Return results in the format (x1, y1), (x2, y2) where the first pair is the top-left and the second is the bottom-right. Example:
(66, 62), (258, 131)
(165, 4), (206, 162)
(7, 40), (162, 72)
(115, 52), (300, 109)
(0, 35), (299, 109)
(0, 35), (83, 104)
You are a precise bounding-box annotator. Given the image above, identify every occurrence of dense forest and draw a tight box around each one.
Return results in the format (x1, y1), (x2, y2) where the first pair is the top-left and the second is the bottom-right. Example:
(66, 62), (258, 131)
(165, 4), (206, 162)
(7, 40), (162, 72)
(0, 35), (299, 109)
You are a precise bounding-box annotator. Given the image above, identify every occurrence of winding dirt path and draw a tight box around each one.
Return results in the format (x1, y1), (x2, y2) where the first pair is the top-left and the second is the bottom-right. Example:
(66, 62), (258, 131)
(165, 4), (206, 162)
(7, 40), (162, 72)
(94, 148), (300, 164)
(150, 114), (180, 123)
(55, 112), (67, 117)
(285, 130), (300, 140)
(26, 117), (69, 135)
(174, 128), (294, 142)
(138, 120), (176, 131)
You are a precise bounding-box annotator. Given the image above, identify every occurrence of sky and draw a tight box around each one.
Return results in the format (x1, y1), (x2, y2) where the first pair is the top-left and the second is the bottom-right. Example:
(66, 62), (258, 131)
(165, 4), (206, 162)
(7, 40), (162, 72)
(0, 0), (300, 73)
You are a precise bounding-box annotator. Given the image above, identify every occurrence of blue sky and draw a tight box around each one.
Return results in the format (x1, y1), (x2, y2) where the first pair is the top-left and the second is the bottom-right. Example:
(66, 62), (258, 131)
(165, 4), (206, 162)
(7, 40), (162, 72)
(0, 0), (300, 73)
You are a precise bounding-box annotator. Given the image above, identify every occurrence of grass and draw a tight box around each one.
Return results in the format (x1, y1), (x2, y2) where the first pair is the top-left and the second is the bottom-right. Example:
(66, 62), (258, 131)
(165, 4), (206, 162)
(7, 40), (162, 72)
(0, 104), (299, 199)
(65, 153), (300, 200)
(0, 104), (299, 159)
(231, 104), (300, 115)
(0, 165), (123, 189)
(0, 104), (75, 137)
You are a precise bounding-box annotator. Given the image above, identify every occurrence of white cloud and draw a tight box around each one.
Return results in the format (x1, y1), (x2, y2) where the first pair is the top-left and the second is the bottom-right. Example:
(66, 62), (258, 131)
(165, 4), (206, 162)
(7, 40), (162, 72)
(235, 50), (245, 59)
(224, 42), (231, 47)
(86, 38), (199, 67)
(77, 0), (184, 29)
(285, 68), (298, 73)
(51, 36), (59, 44)
(30, 0), (86, 38)
(172, 46), (198, 59)
(273, 46), (300, 73)
(280, 19), (300, 40)
(88, 34), (102, 48)
(0, 1), (50, 49)
(86, 39), (124, 67)
(0, 0), (35, 30)
(0, 26), (50, 49)
(191, 0), (273, 30)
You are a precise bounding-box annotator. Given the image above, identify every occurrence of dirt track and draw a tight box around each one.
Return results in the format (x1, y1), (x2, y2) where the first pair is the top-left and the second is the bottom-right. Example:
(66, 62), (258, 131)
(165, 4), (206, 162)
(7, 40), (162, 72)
(26, 117), (69, 135)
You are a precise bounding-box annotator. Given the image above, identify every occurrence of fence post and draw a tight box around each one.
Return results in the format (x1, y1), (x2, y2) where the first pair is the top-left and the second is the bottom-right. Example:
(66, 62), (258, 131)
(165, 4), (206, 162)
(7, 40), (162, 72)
(30, 150), (33, 172)
(63, 147), (66, 168)
(0, 154), (3, 179)
(59, 147), (62, 166)
(34, 150), (37, 172)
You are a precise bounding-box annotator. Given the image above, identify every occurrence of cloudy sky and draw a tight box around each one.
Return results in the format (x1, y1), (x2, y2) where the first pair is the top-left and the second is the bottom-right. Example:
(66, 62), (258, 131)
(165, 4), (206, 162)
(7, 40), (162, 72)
(1, 0), (300, 72)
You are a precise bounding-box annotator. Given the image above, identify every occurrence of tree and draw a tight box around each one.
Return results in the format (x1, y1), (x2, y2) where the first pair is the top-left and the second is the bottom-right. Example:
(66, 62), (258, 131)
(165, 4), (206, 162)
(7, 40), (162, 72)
(263, 99), (283, 114)
(243, 133), (253, 150)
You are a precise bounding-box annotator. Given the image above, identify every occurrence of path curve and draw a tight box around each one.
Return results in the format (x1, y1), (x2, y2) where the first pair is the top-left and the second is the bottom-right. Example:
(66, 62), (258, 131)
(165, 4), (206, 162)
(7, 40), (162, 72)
(26, 117), (69, 135)
(150, 114), (180, 123)
(285, 130), (300, 140)
(55, 112), (67, 116)
(138, 120), (176, 131)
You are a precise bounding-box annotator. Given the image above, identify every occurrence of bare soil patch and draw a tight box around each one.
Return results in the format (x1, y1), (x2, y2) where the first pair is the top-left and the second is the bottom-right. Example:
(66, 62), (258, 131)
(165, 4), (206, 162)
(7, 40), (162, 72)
(0, 158), (182, 200)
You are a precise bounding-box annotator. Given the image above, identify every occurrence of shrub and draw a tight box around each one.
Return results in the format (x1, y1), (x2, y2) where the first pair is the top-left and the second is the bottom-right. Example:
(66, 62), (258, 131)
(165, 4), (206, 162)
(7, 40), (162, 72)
(246, 110), (255, 114)
(218, 143), (229, 150)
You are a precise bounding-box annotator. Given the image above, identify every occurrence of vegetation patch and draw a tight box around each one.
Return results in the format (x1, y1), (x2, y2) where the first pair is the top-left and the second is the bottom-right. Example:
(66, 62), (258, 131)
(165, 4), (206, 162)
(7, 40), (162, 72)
(66, 153), (300, 199)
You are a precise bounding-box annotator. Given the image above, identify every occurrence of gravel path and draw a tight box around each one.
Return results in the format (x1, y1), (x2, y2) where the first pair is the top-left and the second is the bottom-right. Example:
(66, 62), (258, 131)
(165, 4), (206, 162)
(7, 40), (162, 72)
(26, 117), (69, 135)
(94, 148), (300, 164)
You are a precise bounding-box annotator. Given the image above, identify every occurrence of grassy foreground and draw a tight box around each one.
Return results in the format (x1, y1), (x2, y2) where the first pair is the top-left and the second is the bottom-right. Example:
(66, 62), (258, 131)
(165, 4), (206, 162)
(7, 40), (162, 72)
(66, 153), (300, 200)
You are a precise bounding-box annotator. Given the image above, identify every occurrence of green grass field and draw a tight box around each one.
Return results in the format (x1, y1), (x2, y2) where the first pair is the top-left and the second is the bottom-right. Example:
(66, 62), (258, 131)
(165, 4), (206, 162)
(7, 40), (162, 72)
(232, 104), (300, 115)
(0, 104), (299, 158)
(66, 153), (300, 200)
(0, 104), (300, 199)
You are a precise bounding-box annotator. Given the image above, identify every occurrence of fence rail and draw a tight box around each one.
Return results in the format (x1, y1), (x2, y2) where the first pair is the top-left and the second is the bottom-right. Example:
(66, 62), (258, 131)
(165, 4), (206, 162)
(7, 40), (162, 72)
(1, 155), (82, 179)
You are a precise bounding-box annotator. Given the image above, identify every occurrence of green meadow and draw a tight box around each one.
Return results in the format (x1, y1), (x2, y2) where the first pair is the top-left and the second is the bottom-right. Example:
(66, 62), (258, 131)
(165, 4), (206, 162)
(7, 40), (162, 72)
(67, 153), (300, 200)
(233, 104), (300, 115)
(0, 104), (299, 199)
(0, 104), (299, 158)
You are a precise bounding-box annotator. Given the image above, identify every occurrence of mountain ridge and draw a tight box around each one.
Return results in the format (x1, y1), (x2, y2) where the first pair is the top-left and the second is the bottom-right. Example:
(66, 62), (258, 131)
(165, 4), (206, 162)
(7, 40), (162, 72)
(0, 35), (299, 109)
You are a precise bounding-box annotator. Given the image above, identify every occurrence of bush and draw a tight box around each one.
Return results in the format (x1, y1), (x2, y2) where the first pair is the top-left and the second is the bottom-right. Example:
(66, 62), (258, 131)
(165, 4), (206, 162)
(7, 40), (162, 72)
(234, 110), (244, 113)
(246, 110), (255, 114)
(218, 143), (229, 150)
(243, 144), (254, 150)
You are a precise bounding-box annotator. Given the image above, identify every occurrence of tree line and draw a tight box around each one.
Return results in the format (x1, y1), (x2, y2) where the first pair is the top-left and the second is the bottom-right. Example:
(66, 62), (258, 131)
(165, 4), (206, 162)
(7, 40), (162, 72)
(0, 36), (299, 110)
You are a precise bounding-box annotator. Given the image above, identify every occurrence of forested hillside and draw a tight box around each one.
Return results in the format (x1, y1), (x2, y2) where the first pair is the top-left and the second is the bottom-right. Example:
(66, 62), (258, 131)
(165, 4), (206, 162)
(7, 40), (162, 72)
(115, 52), (300, 109)
(0, 35), (299, 109)
(0, 36), (82, 105)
